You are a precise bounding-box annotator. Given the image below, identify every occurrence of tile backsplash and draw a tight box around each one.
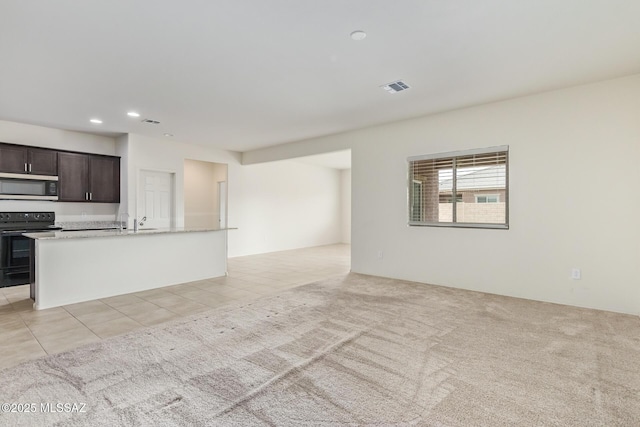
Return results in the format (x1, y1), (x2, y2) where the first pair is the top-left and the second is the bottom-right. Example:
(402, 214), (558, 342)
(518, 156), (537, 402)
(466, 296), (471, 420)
(57, 221), (126, 230)
(0, 200), (119, 222)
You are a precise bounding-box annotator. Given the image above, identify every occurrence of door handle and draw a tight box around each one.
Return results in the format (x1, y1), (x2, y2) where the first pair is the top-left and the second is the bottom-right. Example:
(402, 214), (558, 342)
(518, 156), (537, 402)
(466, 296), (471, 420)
(1, 230), (28, 235)
(28, 164), (32, 173)
(89, 193), (92, 201)
(24, 163), (27, 172)
(85, 192), (89, 200)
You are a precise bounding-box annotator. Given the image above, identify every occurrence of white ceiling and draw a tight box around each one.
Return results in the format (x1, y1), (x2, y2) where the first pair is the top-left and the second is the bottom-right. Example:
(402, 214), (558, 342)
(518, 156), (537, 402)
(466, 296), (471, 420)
(292, 150), (351, 170)
(1, 1), (640, 152)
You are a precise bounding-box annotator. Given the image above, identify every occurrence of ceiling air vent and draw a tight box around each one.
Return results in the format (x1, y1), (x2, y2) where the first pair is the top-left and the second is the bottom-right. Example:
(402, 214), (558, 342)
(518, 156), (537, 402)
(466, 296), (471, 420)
(381, 80), (410, 94)
(141, 119), (161, 125)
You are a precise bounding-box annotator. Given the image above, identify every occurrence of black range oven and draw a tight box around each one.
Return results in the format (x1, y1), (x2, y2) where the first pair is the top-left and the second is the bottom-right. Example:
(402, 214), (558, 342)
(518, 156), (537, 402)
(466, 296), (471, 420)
(0, 212), (60, 288)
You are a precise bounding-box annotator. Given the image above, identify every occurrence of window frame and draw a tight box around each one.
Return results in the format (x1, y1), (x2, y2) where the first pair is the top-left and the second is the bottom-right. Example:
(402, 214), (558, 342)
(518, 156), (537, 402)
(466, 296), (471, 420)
(475, 194), (500, 203)
(410, 179), (423, 222)
(407, 146), (509, 230)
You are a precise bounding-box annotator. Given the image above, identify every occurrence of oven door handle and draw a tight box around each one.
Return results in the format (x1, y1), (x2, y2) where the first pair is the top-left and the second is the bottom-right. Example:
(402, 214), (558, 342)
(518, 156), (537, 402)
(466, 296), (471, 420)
(1, 230), (29, 235)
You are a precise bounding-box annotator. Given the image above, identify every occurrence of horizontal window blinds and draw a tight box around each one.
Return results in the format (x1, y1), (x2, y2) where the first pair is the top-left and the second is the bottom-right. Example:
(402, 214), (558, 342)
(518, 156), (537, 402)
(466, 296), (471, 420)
(408, 147), (508, 229)
(455, 151), (507, 168)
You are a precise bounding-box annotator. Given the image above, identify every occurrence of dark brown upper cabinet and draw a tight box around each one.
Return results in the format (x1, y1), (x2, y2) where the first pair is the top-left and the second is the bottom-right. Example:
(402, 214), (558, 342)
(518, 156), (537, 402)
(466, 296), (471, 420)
(58, 152), (89, 202)
(0, 143), (58, 176)
(88, 155), (120, 203)
(58, 152), (120, 203)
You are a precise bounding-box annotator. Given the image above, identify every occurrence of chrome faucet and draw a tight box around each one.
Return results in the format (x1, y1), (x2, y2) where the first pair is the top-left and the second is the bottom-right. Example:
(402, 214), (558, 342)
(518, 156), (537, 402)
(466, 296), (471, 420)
(133, 216), (147, 232)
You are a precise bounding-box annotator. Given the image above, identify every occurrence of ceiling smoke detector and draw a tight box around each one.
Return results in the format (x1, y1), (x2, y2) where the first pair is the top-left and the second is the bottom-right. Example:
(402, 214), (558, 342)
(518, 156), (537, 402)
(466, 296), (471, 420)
(141, 118), (160, 124)
(381, 80), (410, 94)
(350, 30), (367, 41)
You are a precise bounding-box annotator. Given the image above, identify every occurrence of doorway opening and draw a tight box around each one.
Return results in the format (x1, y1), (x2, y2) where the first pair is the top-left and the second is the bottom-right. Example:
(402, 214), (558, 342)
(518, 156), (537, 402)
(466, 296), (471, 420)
(183, 159), (228, 229)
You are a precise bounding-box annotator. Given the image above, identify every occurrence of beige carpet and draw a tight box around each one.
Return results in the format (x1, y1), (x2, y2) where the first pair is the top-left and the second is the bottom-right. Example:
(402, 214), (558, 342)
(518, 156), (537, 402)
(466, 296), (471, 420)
(1, 273), (639, 426)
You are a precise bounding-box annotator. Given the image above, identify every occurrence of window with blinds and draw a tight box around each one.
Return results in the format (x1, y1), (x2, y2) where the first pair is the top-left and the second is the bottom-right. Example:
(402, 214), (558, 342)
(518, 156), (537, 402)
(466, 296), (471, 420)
(408, 146), (508, 229)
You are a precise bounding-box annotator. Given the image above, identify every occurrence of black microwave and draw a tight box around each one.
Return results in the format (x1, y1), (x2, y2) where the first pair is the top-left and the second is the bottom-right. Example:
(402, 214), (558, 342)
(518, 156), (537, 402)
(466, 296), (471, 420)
(0, 173), (59, 201)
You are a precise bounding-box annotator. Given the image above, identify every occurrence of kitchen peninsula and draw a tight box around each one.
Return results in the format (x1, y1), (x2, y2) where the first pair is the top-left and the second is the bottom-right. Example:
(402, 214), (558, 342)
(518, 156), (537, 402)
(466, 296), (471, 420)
(25, 227), (231, 310)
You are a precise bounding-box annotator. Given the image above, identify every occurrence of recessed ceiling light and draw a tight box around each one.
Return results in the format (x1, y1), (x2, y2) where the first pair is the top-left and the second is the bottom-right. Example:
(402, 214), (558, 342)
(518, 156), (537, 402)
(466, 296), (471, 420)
(163, 133), (173, 137)
(127, 111), (140, 117)
(350, 30), (367, 41)
(90, 118), (103, 124)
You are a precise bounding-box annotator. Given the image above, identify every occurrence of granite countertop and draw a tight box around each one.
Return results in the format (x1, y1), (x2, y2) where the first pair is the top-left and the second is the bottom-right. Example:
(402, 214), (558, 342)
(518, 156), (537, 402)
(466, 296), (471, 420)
(24, 227), (235, 240)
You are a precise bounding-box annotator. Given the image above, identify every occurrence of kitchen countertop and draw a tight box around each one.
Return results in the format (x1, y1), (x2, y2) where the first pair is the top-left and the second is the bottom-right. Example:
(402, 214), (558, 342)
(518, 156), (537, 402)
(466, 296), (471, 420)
(24, 227), (235, 240)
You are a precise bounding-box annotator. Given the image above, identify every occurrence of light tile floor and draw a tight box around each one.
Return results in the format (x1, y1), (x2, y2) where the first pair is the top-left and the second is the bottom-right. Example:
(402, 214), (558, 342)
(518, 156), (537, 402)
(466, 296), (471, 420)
(0, 244), (350, 370)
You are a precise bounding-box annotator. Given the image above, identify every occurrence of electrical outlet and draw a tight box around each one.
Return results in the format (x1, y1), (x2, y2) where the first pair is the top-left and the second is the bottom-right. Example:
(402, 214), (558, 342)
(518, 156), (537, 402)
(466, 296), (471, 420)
(377, 250), (384, 260)
(571, 268), (581, 280)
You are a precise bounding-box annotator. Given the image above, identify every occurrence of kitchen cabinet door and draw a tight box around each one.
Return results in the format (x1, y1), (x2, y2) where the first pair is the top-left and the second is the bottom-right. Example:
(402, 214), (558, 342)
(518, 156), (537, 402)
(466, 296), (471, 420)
(0, 144), (58, 175)
(89, 156), (120, 203)
(58, 152), (89, 202)
(0, 143), (28, 173)
(28, 148), (58, 176)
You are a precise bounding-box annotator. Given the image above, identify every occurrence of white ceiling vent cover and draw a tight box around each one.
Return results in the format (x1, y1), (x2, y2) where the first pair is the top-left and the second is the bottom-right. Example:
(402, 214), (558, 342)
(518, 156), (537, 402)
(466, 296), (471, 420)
(141, 118), (161, 124)
(381, 80), (410, 94)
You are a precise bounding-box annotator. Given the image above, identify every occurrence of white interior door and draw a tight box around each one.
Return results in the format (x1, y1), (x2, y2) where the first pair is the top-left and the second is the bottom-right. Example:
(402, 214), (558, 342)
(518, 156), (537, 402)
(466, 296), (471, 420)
(138, 170), (173, 229)
(217, 181), (227, 229)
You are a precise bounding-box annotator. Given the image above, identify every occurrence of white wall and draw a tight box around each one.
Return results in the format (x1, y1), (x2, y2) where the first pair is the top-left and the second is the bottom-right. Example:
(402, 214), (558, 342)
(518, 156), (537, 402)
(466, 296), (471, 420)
(341, 169), (351, 244)
(231, 161), (342, 255)
(241, 74), (640, 315)
(115, 134), (129, 220)
(121, 134), (233, 229)
(123, 134), (342, 257)
(0, 120), (119, 221)
(0, 120), (116, 155)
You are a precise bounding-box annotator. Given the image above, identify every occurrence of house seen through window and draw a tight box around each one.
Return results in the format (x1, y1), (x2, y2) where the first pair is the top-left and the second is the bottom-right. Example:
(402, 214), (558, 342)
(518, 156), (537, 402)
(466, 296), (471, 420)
(475, 194), (499, 203)
(408, 146), (508, 228)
